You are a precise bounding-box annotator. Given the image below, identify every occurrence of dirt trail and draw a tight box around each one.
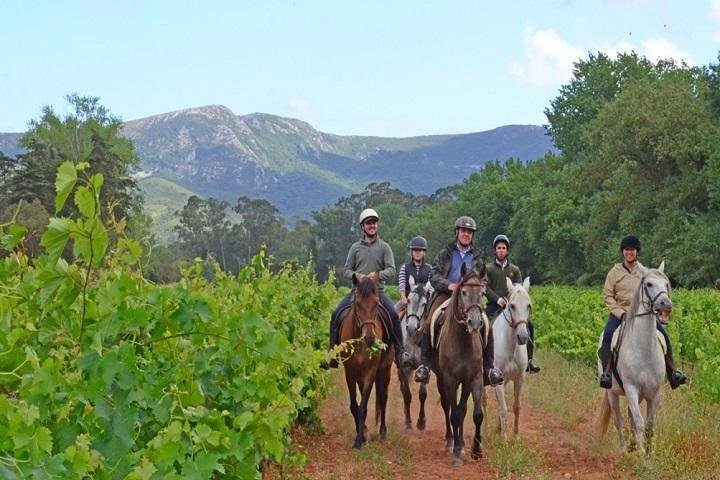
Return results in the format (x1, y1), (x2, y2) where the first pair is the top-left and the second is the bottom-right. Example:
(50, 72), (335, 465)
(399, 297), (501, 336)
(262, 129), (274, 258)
(292, 366), (630, 479)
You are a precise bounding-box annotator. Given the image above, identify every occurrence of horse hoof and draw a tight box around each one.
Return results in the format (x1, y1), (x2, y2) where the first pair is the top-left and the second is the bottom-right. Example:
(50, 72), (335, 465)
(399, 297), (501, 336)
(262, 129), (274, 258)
(405, 426), (413, 434)
(452, 457), (463, 467)
(352, 441), (362, 449)
(471, 447), (483, 460)
(416, 419), (426, 431)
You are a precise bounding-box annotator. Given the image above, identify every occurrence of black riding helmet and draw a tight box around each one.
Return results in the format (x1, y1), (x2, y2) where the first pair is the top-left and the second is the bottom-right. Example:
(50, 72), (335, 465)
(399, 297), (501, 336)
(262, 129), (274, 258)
(620, 234), (641, 252)
(493, 234), (510, 249)
(407, 236), (428, 250)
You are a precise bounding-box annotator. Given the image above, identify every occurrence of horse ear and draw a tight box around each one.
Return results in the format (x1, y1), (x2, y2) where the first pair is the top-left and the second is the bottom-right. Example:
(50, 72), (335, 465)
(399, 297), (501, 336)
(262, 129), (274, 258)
(461, 262), (468, 277)
(658, 260), (665, 273)
(352, 273), (359, 286)
(506, 277), (513, 291)
(523, 276), (531, 291)
(409, 275), (417, 289)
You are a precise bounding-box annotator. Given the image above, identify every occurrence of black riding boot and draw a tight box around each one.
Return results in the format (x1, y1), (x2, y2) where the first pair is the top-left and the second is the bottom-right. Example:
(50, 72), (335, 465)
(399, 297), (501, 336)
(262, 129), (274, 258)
(484, 331), (504, 386)
(658, 323), (688, 389)
(526, 321), (540, 373)
(664, 353), (688, 389)
(323, 315), (341, 368)
(390, 315), (409, 366)
(414, 331), (431, 383)
(598, 343), (612, 389)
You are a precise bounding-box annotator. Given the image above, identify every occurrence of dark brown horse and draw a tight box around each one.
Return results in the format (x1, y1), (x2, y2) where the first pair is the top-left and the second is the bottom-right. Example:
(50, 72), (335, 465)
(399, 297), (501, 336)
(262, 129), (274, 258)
(431, 263), (488, 466)
(339, 274), (394, 449)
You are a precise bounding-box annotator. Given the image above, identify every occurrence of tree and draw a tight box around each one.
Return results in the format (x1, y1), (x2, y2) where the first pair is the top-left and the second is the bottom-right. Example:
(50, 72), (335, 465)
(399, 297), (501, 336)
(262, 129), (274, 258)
(5, 94), (142, 223)
(232, 196), (286, 269)
(174, 196), (232, 269)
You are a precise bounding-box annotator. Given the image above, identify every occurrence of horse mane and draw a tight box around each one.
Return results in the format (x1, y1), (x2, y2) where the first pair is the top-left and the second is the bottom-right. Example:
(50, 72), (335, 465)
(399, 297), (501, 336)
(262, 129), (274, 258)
(356, 276), (378, 299)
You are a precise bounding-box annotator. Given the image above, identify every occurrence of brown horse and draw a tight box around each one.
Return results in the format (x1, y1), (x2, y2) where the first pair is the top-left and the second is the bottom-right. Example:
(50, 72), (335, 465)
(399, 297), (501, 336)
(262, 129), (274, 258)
(339, 274), (394, 449)
(431, 263), (488, 466)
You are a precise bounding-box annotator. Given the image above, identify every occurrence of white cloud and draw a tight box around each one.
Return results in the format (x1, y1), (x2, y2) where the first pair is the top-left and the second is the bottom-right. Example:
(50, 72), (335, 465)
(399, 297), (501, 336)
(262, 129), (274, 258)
(508, 28), (585, 88)
(712, 0), (720, 19)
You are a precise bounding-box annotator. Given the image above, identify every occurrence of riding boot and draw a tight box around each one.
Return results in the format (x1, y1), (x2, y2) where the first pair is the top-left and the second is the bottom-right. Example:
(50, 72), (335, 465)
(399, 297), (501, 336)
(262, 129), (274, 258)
(483, 330), (504, 386)
(414, 331), (431, 384)
(391, 316), (410, 367)
(526, 321), (540, 373)
(664, 353), (688, 390)
(323, 315), (340, 369)
(598, 343), (612, 389)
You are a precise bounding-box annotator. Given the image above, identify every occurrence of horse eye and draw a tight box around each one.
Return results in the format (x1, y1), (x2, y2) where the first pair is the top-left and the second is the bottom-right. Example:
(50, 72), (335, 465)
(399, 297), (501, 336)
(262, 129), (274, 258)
(647, 282), (654, 288)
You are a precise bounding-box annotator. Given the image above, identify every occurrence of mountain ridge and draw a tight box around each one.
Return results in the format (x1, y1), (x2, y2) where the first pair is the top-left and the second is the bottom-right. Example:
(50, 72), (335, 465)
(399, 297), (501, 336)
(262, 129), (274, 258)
(1, 105), (558, 222)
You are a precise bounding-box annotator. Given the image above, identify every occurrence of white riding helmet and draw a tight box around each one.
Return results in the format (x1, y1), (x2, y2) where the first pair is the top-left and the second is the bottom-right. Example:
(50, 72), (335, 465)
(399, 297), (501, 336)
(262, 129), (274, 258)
(358, 208), (379, 225)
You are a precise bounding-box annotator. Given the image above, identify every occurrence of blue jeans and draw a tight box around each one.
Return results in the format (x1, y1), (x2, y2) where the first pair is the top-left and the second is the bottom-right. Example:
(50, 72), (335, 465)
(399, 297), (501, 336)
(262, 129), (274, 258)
(601, 313), (672, 357)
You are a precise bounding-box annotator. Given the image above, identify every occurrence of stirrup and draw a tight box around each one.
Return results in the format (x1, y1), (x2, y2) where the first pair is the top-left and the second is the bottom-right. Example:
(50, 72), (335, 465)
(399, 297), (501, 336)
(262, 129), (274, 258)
(414, 365), (430, 383)
(599, 372), (612, 389)
(526, 358), (541, 373)
(487, 367), (504, 386)
(668, 370), (688, 390)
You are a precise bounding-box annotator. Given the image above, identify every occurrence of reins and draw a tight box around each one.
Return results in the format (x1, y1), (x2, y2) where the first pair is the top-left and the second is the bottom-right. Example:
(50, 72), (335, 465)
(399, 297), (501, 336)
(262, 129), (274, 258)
(455, 276), (485, 326)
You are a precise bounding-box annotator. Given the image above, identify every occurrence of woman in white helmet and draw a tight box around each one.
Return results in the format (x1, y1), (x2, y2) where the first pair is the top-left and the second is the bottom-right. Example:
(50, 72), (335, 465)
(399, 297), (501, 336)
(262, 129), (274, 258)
(328, 208), (409, 367)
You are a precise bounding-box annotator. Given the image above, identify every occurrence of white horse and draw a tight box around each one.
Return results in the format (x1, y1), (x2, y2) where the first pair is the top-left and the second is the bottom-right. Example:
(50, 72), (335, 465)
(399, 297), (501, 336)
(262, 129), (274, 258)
(489, 276), (532, 440)
(598, 262), (672, 454)
(397, 276), (432, 432)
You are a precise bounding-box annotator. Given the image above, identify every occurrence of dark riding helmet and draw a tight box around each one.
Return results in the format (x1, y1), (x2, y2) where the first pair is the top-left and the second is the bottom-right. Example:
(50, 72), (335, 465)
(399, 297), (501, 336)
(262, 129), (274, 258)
(493, 234), (510, 249)
(454, 216), (477, 231)
(407, 236), (428, 250)
(620, 234), (641, 252)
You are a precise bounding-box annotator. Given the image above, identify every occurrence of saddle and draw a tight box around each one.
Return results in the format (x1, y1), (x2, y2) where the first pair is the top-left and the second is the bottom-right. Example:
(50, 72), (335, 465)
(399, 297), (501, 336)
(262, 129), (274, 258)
(429, 298), (490, 351)
(609, 325), (667, 390)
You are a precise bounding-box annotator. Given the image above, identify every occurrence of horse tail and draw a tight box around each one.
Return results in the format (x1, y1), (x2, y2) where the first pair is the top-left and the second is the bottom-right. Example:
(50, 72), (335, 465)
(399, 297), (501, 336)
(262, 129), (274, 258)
(597, 392), (611, 437)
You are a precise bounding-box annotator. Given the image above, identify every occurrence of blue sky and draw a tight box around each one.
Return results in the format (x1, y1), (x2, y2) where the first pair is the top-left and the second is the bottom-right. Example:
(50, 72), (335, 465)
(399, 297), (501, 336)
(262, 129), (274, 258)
(2, 1), (719, 136)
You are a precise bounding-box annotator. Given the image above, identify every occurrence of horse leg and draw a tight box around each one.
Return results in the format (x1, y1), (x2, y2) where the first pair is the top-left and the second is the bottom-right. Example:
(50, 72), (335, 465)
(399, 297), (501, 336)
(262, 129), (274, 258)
(345, 373), (361, 448)
(607, 392), (626, 450)
(494, 383), (508, 440)
(471, 379), (485, 460)
(437, 376), (453, 451)
(513, 377), (523, 435)
(353, 374), (375, 448)
(417, 381), (427, 431)
(625, 388), (646, 454)
(375, 364), (391, 441)
(398, 366), (413, 433)
(645, 394), (661, 454)
(451, 384), (470, 466)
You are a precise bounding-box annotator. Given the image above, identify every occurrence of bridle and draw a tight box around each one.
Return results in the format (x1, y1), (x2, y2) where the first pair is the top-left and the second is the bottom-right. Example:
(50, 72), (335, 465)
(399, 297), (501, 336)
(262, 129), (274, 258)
(502, 286), (530, 329)
(634, 273), (670, 323)
(352, 298), (380, 337)
(456, 277), (485, 326)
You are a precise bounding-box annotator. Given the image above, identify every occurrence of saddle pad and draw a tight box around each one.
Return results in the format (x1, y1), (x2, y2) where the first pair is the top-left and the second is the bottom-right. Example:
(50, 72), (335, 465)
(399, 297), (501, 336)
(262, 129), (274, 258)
(429, 298), (452, 348)
(611, 328), (667, 355)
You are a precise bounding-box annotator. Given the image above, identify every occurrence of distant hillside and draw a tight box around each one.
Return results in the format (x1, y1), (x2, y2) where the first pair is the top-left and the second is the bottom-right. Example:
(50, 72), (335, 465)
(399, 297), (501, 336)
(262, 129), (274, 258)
(138, 176), (198, 242)
(2, 105), (558, 221)
(0, 133), (23, 157)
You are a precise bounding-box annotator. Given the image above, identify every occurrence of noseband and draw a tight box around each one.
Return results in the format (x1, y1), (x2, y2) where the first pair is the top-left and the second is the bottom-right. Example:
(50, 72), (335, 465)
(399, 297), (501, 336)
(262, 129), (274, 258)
(456, 277), (485, 325)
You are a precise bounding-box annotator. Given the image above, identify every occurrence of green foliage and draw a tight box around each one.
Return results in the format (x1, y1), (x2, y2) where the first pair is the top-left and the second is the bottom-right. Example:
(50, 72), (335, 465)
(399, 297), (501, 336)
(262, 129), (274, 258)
(0, 164), (340, 478)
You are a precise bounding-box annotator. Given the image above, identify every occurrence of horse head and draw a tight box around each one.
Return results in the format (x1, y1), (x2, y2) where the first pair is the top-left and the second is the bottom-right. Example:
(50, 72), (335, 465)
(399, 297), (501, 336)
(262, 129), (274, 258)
(503, 276), (532, 345)
(455, 263), (487, 334)
(640, 261), (673, 326)
(405, 277), (431, 340)
(352, 273), (381, 347)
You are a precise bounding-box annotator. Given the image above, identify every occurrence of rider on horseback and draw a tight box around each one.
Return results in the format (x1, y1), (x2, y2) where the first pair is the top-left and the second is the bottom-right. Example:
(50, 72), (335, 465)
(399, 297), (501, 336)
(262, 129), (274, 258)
(398, 236), (432, 309)
(328, 208), (409, 368)
(413, 216), (504, 386)
(485, 234), (540, 373)
(598, 234), (688, 389)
